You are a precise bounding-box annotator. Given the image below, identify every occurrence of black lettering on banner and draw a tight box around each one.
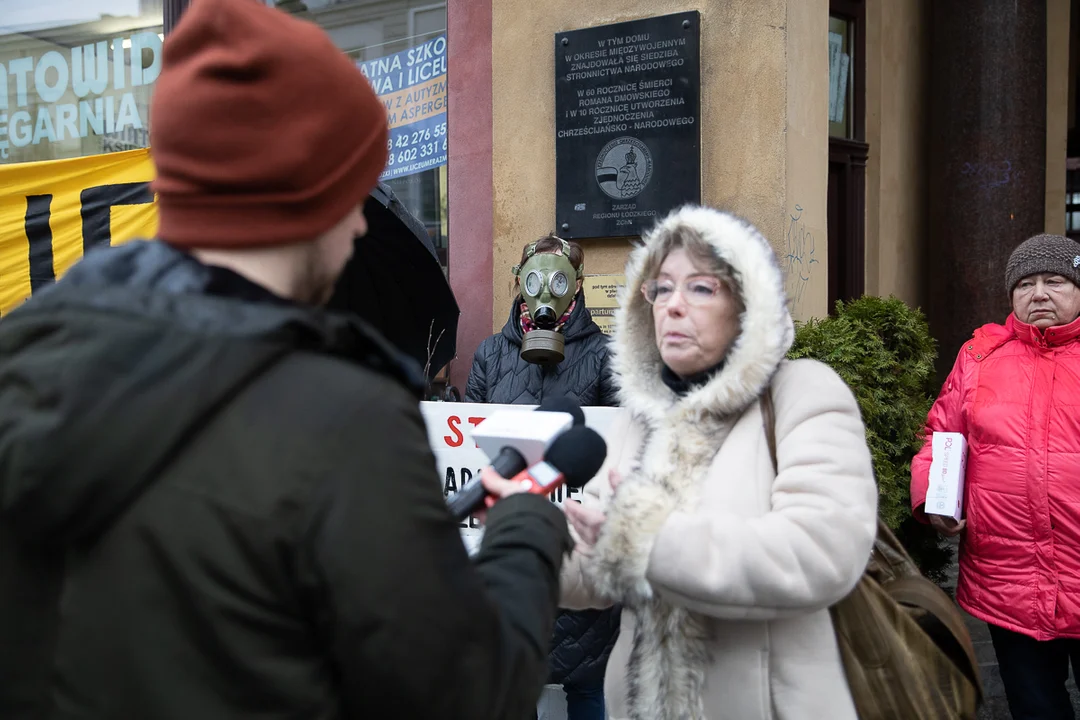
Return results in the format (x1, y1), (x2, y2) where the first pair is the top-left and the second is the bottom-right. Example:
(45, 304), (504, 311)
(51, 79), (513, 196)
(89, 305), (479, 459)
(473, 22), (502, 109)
(546, 484), (584, 504)
(80, 182), (154, 254)
(25, 195), (55, 292)
(459, 468), (481, 529)
(450, 467), (487, 530)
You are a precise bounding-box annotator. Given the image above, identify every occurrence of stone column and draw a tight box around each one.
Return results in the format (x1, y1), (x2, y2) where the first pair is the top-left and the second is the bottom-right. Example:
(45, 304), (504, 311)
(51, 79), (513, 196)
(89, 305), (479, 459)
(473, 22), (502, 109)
(928, 1), (1047, 381)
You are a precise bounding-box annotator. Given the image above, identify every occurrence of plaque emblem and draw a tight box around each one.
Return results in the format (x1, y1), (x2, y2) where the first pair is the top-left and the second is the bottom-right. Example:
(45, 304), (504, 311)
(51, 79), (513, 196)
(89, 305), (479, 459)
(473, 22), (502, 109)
(595, 136), (653, 200)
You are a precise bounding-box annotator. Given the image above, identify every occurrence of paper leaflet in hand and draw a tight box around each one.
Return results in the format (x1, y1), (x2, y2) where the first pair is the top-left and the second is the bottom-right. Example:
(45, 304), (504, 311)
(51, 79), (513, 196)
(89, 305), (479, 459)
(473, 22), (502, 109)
(926, 432), (967, 522)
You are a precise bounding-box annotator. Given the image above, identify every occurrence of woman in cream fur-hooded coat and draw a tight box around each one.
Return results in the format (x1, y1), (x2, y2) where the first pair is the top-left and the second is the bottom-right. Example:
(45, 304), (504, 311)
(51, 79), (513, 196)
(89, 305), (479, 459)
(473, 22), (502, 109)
(560, 206), (878, 720)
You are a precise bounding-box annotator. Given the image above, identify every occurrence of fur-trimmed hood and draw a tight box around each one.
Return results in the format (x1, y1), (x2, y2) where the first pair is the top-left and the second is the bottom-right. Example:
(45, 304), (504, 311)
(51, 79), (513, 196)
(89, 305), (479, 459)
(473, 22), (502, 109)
(611, 206), (794, 420)
(586, 207), (802, 720)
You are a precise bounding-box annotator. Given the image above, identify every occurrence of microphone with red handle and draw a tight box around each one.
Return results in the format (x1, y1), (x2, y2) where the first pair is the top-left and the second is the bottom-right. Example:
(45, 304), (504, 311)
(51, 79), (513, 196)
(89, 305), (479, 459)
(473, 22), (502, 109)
(451, 424), (607, 521)
(503, 424), (608, 496)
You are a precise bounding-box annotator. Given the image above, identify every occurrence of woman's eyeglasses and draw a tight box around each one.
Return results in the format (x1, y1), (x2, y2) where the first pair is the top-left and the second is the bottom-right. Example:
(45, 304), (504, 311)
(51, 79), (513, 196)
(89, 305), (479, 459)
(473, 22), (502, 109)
(642, 277), (723, 307)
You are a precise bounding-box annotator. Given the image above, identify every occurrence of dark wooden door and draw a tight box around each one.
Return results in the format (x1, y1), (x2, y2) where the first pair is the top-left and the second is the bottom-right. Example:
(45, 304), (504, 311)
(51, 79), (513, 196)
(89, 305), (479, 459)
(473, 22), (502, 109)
(828, 138), (869, 308)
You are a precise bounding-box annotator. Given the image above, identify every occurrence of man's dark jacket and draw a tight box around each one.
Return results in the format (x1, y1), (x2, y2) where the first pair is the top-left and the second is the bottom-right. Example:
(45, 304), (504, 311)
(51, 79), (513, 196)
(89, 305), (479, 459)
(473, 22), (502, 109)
(465, 296), (621, 692)
(0, 241), (572, 720)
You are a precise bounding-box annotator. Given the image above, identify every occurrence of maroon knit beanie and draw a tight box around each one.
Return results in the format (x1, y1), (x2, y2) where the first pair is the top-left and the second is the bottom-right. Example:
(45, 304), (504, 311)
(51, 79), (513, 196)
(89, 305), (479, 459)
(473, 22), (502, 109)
(150, 0), (389, 248)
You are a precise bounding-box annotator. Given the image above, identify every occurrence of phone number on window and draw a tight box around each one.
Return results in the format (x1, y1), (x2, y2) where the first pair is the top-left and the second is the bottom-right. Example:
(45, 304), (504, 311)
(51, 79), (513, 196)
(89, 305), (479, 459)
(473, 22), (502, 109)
(386, 121), (447, 167)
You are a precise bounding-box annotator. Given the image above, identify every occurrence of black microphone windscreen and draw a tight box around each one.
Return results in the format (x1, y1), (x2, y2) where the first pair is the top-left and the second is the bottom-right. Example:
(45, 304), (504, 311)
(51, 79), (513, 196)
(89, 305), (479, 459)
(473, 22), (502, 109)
(537, 395), (585, 427)
(544, 426), (607, 489)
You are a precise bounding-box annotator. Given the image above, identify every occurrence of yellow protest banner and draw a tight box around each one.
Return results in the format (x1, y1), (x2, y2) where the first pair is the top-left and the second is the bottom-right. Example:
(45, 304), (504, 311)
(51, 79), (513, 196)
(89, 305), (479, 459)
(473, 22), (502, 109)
(0, 148), (158, 315)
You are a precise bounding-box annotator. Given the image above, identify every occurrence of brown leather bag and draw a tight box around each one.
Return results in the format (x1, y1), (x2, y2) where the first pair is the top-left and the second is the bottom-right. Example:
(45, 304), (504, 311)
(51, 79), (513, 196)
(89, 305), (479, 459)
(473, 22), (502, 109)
(760, 388), (983, 720)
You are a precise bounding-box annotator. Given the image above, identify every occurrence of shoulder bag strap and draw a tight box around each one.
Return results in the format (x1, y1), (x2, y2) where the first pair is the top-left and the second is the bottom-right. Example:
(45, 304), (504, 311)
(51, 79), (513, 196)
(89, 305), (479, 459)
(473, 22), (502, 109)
(761, 386), (778, 474)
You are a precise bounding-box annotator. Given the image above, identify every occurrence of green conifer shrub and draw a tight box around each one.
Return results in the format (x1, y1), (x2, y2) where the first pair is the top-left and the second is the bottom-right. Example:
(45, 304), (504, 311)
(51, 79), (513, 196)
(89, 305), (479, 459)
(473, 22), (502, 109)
(787, 296), (952, 583)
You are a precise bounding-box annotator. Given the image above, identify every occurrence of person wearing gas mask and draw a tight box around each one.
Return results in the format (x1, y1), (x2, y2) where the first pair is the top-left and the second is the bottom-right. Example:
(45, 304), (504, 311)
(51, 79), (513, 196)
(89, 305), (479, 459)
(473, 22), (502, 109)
(465, 235), (620, 720)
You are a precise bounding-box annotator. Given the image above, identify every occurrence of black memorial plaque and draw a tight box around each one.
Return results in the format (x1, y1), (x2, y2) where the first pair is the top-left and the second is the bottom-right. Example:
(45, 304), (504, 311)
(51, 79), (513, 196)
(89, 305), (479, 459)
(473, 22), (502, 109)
(555, 12), (700, 239)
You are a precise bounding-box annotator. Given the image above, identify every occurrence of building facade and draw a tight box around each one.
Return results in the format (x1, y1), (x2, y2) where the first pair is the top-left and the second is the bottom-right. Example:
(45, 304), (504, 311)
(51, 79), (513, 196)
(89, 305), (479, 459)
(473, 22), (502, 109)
(2, 0), (1076, 391)
(449, 0), (1075, 391)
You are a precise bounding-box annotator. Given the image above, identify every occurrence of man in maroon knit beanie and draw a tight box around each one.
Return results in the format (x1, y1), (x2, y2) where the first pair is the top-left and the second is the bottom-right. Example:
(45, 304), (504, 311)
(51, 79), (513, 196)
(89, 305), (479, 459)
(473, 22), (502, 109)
(0, 1), (572, 718)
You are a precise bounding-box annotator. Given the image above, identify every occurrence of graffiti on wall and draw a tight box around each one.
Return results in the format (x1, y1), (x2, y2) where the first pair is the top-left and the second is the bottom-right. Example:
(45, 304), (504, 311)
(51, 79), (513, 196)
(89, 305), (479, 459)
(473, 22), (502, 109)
(783, 203), (818, 307)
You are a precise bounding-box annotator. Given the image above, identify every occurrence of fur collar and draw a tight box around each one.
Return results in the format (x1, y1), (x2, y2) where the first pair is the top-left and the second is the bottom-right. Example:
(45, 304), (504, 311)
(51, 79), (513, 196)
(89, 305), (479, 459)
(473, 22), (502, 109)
(611, 206), (794, 422)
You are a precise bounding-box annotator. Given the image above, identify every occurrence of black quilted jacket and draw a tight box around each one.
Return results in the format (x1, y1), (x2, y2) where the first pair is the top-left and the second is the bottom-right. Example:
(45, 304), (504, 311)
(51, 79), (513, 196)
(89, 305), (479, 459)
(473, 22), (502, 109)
(465, 293), (619, 408)
(464, 294), (621, 691)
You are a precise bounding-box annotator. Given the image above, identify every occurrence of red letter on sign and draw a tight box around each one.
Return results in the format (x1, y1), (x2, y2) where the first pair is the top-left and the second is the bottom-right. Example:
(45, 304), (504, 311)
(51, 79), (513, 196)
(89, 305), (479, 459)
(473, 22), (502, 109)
(444, 416), (463, 447)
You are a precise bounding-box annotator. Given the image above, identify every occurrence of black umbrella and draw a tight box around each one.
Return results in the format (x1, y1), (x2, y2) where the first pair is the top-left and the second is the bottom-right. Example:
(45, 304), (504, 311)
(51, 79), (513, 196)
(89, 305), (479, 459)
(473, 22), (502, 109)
(328, 182), (459, 378)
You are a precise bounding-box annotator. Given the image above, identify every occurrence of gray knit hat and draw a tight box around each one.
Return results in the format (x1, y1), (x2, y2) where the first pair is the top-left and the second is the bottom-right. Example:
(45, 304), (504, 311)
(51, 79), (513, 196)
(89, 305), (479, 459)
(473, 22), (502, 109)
(1005, 233), (1080, 294)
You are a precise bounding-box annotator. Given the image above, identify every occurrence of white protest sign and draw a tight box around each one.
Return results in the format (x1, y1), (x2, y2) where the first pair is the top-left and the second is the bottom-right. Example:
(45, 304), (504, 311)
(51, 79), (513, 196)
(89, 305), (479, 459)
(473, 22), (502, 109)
(418, 401), (632, 555)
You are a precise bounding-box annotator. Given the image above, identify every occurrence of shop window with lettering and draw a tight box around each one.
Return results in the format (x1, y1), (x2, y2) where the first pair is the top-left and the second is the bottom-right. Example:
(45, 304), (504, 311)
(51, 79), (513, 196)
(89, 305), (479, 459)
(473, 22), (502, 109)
(271, 0), (449, 270)
(0, 1), (164, 164)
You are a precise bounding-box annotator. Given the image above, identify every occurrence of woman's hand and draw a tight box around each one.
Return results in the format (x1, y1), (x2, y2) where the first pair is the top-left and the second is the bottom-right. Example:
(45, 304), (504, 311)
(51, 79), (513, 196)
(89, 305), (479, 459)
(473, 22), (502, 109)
(565, 469), (625, 550)
(473, 466), (533, 524)
(608, 468), (625, 492)
(928, 514), (966, 537)
(566, 501), (607, 549)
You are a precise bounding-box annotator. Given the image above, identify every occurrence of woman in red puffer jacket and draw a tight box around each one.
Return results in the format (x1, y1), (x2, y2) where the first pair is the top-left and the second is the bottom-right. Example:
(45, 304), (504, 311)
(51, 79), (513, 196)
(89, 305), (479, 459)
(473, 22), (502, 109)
(912, 233), (1080, 720)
